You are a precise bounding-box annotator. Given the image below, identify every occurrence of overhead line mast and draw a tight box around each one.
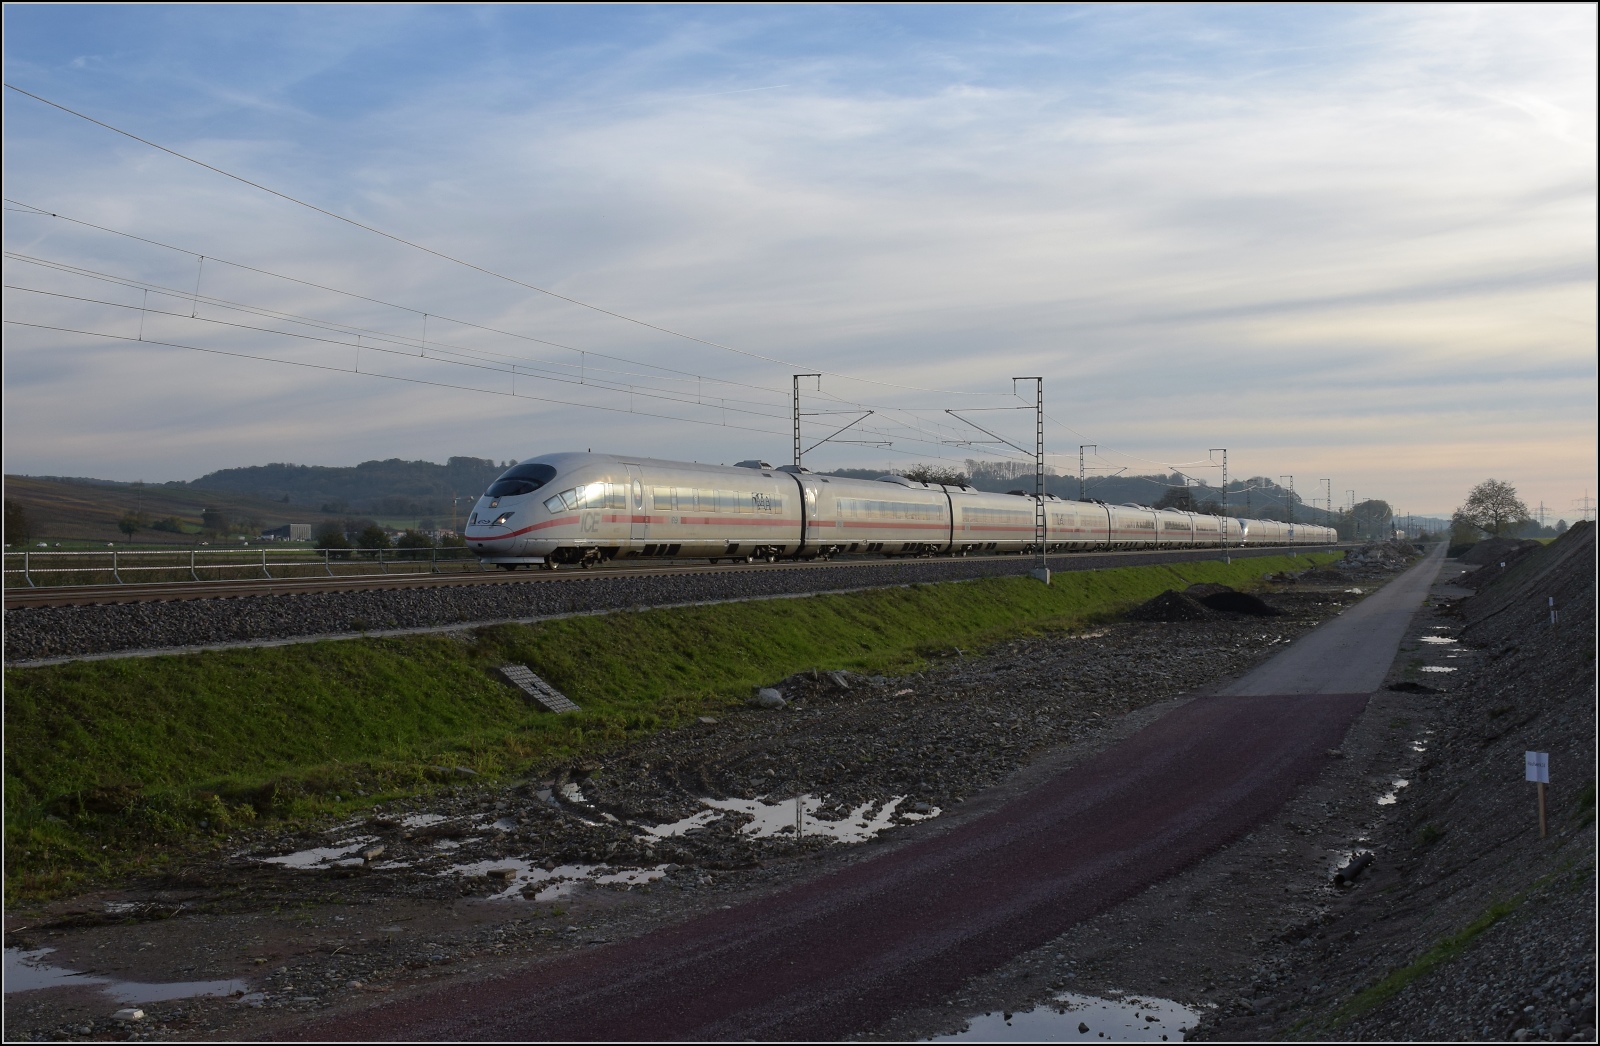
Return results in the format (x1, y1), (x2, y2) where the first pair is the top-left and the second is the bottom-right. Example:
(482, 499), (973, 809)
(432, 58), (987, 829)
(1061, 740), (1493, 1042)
(1014, 377), (1047, 582)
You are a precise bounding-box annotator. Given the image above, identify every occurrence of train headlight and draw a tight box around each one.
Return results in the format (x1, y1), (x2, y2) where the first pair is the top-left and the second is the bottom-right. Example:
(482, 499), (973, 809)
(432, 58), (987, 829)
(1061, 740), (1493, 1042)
(492, 511), (515, 526)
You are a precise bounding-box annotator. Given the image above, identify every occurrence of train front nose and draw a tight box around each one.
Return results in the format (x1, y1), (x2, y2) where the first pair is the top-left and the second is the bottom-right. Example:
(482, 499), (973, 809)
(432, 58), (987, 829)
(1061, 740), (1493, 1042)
(467, 461), (560, 555)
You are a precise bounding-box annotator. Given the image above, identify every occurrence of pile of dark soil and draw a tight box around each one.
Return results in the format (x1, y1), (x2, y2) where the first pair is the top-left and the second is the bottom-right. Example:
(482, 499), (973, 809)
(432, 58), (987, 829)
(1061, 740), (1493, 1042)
(1459, 536), (1542, 566)
(1184, 582), (1234, 599)
(1459, 539), (1546, 590)
(1126, 589), (1210, 622)
(1195, 590), (1282, 617)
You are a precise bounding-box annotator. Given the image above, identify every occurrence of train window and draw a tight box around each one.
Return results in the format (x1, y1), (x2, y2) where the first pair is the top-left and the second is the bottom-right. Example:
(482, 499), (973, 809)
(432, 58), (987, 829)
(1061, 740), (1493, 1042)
(486, 462), (558, 497)
(652, 487), (672, 510)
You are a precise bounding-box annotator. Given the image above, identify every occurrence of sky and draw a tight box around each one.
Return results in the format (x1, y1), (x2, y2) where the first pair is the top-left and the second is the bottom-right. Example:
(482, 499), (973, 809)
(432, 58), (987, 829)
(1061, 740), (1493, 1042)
(2, 4), (1594, 518)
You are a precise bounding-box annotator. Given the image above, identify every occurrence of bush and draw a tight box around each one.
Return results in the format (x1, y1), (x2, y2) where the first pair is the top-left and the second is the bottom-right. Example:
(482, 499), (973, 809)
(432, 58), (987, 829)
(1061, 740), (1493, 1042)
(394, 529), (434, 560)
(356, 524), (391, 551)
(314, 521), (352, 558)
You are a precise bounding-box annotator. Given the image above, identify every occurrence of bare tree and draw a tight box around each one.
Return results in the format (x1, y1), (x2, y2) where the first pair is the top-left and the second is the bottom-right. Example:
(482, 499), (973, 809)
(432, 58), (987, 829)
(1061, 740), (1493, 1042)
(1452, 479), (1532, 538)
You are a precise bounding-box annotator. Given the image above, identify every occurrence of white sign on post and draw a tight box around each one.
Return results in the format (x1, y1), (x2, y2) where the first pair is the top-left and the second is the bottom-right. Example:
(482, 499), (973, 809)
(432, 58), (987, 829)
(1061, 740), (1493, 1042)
(1525, 751), (1550, 784)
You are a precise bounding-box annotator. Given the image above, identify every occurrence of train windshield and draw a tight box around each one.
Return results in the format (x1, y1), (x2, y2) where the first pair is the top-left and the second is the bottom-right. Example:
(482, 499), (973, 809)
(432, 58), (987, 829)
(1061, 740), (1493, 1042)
(486, 462), (558, 497)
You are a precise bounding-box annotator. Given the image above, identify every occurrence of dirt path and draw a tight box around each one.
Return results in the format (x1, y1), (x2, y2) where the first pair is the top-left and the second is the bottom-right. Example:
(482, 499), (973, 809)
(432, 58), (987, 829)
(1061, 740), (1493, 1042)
(295, 690), (1368, 1041)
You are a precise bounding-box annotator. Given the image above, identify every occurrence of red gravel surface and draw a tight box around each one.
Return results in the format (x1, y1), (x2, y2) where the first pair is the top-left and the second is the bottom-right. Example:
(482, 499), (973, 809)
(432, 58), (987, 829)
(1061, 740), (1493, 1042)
(292, 690), (1368, 1042)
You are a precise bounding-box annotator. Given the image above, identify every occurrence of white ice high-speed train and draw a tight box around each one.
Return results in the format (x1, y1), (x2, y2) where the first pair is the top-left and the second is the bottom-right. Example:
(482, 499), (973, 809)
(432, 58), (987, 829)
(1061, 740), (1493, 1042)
(463, 452), (1335, 568)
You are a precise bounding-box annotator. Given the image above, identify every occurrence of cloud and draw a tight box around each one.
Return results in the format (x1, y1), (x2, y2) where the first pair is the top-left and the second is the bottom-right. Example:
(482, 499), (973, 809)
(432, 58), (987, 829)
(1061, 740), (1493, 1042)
(2, 4), (1594, 514)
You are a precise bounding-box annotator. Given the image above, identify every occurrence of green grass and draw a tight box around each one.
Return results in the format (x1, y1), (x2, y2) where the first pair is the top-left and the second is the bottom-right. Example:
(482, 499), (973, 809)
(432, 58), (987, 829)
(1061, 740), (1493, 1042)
(4, 552), (1336, 900)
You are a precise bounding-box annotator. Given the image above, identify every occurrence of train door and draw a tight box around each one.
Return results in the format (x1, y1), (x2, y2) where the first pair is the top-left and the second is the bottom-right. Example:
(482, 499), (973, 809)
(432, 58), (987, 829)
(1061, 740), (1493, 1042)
(625, 464), (648, 544)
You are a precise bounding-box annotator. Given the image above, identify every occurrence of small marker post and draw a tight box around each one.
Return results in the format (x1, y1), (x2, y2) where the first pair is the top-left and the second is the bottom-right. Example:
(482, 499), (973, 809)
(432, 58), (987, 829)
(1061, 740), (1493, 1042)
(1549, 596), (1558, 626)
(1526, 751), (1550, 838)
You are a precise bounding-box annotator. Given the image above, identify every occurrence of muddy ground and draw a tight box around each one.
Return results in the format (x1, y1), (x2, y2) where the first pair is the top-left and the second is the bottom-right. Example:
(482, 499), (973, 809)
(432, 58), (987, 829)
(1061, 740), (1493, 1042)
(4, 551), (1440, 1043)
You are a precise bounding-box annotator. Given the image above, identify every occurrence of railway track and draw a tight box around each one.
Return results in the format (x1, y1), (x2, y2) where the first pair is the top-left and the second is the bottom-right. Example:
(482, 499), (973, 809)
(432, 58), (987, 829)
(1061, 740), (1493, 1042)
(2, 545), (1336, 609)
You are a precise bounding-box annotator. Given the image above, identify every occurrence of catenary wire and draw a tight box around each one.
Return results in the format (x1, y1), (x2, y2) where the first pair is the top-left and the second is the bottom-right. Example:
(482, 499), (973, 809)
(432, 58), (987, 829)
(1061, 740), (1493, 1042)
(3, 84), (1012, 399)
(3, 200), (790, 403)
(2, 258), (791, 417)
(2, 319), (795, 438)
(4, 200), (1192, 470)
(3, 283), (797, 424)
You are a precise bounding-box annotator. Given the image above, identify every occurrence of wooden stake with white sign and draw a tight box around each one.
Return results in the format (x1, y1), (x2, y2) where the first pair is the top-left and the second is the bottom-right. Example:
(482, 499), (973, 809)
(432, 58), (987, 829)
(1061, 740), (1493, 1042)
(1525, 751), (1550, 838)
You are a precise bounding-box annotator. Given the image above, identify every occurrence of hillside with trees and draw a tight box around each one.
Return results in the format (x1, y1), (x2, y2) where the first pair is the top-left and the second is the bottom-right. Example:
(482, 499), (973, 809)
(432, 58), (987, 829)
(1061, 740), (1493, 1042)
(187, 457), (508, 517)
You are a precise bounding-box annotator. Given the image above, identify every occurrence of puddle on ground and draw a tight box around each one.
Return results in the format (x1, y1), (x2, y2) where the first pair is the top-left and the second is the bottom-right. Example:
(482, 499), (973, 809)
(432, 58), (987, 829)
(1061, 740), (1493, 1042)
(1418, 636), (1457, 645)
(442, 858), (670, 901)
(4, 948), (250, 1003)
(1419, 666), (1456, 673)
(640, 795), (939, 843)
(928, 991), (1199, 1041)
(1377, 779), (1411, 805)
(257, 837), (376, 869)
(1345, 588), (1363, 594)
(399, 813), (447, 828)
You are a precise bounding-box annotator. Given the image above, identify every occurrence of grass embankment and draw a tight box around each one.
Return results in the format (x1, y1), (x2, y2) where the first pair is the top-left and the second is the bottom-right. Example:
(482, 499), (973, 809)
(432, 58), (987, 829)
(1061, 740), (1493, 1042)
(5, 552), (1336, 899)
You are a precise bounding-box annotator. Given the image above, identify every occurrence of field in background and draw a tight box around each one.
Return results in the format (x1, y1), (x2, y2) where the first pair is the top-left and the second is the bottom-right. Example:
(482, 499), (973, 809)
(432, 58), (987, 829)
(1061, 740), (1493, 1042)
(4, 552), (1338, 898)
(3, 475), (326, 545)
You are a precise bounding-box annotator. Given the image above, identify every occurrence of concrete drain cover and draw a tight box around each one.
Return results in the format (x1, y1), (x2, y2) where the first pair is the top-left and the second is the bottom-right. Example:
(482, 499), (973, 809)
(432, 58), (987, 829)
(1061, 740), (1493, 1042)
(499, 664), (580, 714)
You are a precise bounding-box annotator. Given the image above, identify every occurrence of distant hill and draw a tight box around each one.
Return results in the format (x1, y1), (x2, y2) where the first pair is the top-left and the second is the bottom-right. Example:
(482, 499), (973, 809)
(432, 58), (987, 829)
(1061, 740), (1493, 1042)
(187, 457), (508, 517)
